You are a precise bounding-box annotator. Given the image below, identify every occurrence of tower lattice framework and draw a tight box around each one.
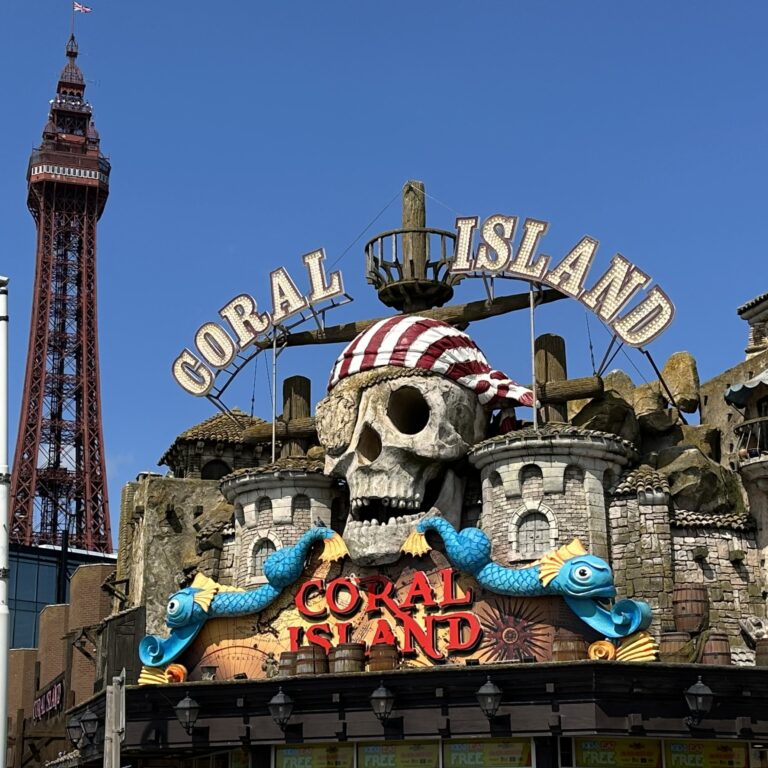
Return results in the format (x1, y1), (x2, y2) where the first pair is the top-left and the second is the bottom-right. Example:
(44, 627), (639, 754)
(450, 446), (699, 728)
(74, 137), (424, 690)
(10, 36), (112, 552)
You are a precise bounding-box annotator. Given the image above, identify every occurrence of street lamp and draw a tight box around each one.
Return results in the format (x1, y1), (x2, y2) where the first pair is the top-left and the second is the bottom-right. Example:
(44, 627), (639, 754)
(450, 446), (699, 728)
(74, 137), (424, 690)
(370, 681), (395, 723)
(476, 676), (503, 719)
(684, 676), (714, 728)
(79, 708), (99, 743)
(174, 692), (200, 735)
(268, 688), (294, 730)
(66, 714), (83, 746)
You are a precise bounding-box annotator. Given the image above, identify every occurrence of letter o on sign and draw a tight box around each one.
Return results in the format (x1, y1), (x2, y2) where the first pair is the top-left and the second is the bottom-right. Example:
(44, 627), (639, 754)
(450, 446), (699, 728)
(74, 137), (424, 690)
(326, 578), (361, 616)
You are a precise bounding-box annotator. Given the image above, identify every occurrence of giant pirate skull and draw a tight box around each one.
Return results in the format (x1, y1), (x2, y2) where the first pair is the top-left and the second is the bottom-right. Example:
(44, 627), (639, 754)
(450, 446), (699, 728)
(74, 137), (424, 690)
(317, 369), (486, 564)
(316, 316), (534, 565)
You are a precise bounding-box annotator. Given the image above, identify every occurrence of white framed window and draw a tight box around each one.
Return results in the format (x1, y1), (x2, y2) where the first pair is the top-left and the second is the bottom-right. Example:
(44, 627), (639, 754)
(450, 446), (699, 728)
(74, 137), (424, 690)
(508, 503), (558, 561)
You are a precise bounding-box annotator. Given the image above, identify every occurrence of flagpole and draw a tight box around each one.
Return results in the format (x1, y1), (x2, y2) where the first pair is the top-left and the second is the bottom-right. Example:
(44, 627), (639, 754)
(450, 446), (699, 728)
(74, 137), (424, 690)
(70, 2), (75, 37)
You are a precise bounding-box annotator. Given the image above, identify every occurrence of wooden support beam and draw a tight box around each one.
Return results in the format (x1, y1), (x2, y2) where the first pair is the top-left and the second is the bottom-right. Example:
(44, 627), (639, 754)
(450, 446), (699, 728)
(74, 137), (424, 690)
(402, 180), (427, 280)
(282, 288), (566, 349)
(281, 376), (311, 458)
(243, 376), (603, 445)
(535, 334), (568, 423)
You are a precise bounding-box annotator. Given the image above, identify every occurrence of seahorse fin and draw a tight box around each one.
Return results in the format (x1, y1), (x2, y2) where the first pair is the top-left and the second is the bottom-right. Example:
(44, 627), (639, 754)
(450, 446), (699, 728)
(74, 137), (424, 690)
(320, 532), (349, 562)
(537, 538), (588, 586)
(138, 665), (170, 686)
(401, 530), (431, 557)
(190, 573), (220, 613)
(616, 631), (659, 662)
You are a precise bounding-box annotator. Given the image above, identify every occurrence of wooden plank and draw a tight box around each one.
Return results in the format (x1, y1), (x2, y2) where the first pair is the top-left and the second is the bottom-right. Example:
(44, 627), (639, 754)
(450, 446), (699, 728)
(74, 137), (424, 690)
(535, 334), (568, 423)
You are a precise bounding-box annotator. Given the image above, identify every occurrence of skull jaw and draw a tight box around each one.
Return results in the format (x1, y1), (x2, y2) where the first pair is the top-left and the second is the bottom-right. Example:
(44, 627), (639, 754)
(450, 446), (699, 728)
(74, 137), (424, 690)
(343, 469), (464, 565)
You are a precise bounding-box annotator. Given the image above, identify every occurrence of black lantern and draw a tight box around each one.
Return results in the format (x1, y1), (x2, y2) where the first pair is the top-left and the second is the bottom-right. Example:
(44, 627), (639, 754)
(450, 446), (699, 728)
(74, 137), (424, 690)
(66, 715), (83, 746)
(79, 708), (99, 742)
(174, 692), (200, 734)
(476, 676), (503, 719)
(268, 688), (294, 730)
(684, 676), (714, 728)
(370, 681), (395, 723)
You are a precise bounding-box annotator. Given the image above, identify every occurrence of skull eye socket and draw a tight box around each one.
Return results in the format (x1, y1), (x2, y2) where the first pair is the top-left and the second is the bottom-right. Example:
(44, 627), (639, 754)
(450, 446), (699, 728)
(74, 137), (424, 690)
(387, 386), (430, 435)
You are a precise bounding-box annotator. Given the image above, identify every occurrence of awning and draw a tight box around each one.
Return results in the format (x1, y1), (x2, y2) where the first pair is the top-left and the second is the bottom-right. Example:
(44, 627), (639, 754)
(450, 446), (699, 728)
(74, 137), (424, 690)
(724, 368), (768, 407)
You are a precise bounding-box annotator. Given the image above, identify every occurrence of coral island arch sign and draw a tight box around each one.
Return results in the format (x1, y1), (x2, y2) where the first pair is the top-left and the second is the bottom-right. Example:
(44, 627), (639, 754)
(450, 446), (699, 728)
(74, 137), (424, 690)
(172, 212), (674, 399)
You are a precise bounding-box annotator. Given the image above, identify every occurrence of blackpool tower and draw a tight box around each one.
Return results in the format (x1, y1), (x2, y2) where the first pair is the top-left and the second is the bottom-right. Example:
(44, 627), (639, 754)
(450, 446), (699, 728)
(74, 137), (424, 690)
(10, 35), (112, 553)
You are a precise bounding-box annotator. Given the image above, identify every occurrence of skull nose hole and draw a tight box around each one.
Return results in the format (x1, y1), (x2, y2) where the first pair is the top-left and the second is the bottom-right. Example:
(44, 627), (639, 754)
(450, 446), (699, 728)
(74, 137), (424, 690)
(356, 424), (382, 464)
(387, 386), (430, 434)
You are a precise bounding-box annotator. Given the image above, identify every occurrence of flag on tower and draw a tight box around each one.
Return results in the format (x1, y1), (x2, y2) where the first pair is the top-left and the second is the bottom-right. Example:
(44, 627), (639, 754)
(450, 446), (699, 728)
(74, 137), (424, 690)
(73, 2), (92, 12)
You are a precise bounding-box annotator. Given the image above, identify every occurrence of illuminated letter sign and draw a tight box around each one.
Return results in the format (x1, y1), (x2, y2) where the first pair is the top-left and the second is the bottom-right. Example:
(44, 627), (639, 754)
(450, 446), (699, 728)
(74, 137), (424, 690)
(448, 215), (674, 347)
(172, 249), (345, 397)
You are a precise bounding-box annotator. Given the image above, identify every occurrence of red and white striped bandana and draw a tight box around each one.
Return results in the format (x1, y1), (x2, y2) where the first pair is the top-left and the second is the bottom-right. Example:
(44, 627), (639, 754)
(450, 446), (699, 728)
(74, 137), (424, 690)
(328, 316), (534, 407)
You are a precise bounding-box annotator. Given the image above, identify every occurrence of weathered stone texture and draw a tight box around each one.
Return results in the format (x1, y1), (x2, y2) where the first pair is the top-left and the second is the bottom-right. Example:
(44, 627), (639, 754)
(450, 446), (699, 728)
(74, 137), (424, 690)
(118, 476), (230, 635)
(671, 526), (765, 646)
(661, 352), (700, 413)
(608, 497), (674, 634)
(571, 392), (639, 444)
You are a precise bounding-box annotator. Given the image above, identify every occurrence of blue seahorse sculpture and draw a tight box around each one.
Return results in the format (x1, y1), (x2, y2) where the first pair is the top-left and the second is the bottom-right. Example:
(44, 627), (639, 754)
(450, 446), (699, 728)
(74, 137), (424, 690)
(401, 517), (651, 639)
(139, 527), (348, 667)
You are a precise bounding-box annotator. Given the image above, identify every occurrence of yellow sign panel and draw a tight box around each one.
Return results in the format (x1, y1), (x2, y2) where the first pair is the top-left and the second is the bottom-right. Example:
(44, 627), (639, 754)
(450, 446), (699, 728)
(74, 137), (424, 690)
(444, 738), (533, 767)
(665, 741), (749, 768)
(357, 740), (439, 768)
(275, 744), (354, 768)
(575, 738), (662, 768)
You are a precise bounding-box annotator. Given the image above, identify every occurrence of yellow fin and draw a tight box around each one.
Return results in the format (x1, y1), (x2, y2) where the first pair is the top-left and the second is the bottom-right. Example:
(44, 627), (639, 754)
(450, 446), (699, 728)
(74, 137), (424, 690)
(401, 530), (431, 557)
(138, 665), (169, 686)
(320, 532), (349, 563)
(537, 538), (588, 586)
(616, 631), (659, 662)
(190, 573), (220, 613)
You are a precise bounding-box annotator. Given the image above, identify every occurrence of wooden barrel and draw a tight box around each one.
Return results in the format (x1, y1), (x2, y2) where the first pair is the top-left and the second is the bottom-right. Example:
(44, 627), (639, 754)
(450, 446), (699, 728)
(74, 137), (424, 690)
(329, 643), (366, 674)
(296, 645), (329, 675)
(701, 631), (731, 666)
(755, 639), (768, 667)
(368, 643), (399, 671)
(659, 631), (691, 659)
(278, 651), (297, 677)
(551, 627), (587, 661)
(673, 585), (709, 634)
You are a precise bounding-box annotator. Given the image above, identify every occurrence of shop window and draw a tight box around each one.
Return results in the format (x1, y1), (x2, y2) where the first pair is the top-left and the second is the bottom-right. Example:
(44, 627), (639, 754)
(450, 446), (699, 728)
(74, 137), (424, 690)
(517, 511), (551, 559)
(251, 539), (276, 578)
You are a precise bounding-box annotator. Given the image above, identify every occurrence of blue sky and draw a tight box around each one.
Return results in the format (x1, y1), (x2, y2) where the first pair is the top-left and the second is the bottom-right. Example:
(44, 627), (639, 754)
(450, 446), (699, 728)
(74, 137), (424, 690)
(1, 2), (767, 535)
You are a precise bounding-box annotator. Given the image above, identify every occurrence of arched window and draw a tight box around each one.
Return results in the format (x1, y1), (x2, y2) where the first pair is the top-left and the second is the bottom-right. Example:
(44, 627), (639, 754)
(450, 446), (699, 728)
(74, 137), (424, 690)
(257, 496), (272, 514)
(292, 494), (311, 516)
(517, 511), (551, 559)
(200, 459), (231, 480)
(251, 539), (276, 578)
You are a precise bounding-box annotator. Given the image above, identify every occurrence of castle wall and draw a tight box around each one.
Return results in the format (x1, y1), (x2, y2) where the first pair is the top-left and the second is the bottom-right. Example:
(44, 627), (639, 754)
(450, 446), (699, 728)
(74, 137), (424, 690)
(608, 496), (675, 632)
(670, 526), (764, 645)
(118, 476), (230, 635)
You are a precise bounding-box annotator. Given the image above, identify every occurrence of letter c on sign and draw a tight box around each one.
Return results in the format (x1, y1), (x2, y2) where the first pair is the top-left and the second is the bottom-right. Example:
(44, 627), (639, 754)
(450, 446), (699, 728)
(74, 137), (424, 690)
(295, 579), (326, 618)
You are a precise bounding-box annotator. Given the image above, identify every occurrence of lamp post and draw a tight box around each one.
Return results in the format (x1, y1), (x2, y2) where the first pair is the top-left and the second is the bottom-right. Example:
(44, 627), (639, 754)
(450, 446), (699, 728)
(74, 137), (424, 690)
(684, 676), (714, 728)
(268, 688), (294, 730)
(476, 676), (503, 720)
(174, 693), (200, 735)
(66, 708), (99, 747)
(66, 715), (83, 747)
(370, 681), (395, 723)
(0, 276), (9, 768)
